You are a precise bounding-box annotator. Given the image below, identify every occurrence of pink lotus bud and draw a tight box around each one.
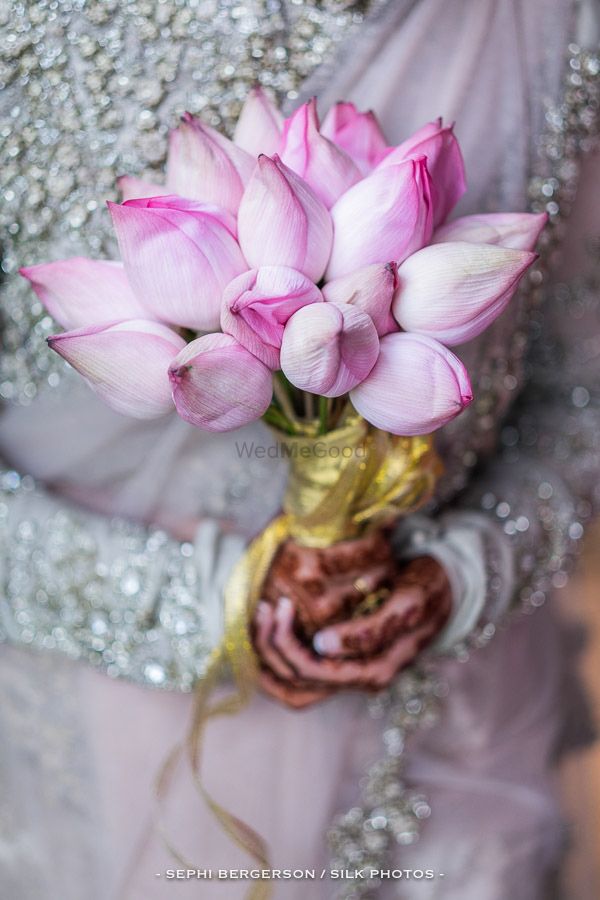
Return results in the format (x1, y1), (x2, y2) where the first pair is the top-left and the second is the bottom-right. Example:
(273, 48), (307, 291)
(109, 196), (247, 331)
(221, 266), (323, 369)
(19, 257), (146, 330)
(47, 320), (185, 419)
(326, 157), (432, 280)
(322, 263), (398, 336)
(350, 332), (472, 435)
(321, 102), (388, 174)
(432, 212), (548, 251)
(233, 86), (284, 157)
(280, 302), (379, 398)
(121, 193), (237, 234)
(169, 334), (273, 432)
(166, 113), (255, 214)
(393, 241), (536, 346)
(237, 155), (333, 283)
(117, 176), (168, 201)
(279, 99), (361, 208)
(379, 119), (466, 226)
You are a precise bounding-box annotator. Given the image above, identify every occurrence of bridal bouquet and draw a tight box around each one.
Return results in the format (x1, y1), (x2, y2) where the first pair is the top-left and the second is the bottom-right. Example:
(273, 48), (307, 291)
(21, 87), (544, 871)
(21, 88), (544, 686)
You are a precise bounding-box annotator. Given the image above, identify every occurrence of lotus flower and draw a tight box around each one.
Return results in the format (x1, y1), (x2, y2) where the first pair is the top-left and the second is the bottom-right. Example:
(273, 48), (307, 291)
(169, 334), (273, 431)
(321, 102), (388, 174)
(350, 333), (472, 435)
(326, 157), (432, 279)
(432, 211), (548, 251)
(221, 266), (323, 370)
(280, 302), (379, 397)
(378, 118), (466, 226)
(237, 154), (333, 282)
(233, 86), (284, 158)
(48, 320), (185, 419)
(109, 195), (246, 331)
(392, 241), (537, 346)
(322, 263), (398, 337)
(278, 98), (361, 208)
(19, 258), (146, 330)
(166, 113), (255, 215)
(25, 90), (541, 435)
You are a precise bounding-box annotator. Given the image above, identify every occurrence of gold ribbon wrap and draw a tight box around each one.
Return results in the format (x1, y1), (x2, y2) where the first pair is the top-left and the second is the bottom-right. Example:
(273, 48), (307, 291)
(173, 415), (441, 897)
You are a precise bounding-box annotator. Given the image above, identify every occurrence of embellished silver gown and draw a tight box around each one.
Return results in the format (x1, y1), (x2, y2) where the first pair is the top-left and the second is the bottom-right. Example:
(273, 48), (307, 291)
(0, 1), (599, 898)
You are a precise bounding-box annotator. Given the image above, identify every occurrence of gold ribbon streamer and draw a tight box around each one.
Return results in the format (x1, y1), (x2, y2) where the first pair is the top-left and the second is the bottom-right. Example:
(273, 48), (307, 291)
(166, 415), (441, 897)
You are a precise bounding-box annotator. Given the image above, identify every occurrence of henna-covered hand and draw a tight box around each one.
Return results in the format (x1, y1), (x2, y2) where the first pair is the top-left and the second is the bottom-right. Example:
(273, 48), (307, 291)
(252, 532), (452, 709)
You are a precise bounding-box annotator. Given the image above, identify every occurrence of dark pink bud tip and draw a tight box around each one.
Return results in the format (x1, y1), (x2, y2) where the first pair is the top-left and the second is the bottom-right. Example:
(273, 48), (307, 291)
(168, 364), (190, 384)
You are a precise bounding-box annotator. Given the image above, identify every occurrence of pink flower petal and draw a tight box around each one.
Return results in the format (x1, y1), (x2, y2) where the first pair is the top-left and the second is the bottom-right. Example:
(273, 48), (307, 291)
(379, 119), (466, 226)
(169, 333), (273, 432)
(233, 87), (284, 157)
(393, 241), (536, 345)
(166, 112), (255, 214)
(48, 320), (185, 419)
(321, 102), (388, 174)
(350, 332), (472, 435)
(19, 257), (146, 329)
(432, 212), (547, 251)
(109, 198), (247, 331)
(123, 193), (237, 235)
(322, 262), (398, 336)
(326, 157), (432, 280)
(280, 302), (379, 397)
(221, 266), (323, 369)
(237, 154), (333, 283)
(279, 99), (361, 208)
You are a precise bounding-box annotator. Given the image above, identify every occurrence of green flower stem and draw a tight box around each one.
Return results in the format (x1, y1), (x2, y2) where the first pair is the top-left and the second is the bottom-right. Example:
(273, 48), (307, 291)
(273, 374), (299, 425)
(262, 403), (297, 434)
(318, 395), (330, 435)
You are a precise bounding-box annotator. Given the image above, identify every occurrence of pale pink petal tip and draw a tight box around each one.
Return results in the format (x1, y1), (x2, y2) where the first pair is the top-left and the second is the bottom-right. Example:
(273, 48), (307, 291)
(20, 257), (146, 330)
(279, 98), (361, 208)
(165, 112), (254, 213)
(321, 102), (388, 174)
(432, 211), (548, 251)
(233, 86), (284, 157)
(47, 320), (185, 419)
(379, 119), (466, 226)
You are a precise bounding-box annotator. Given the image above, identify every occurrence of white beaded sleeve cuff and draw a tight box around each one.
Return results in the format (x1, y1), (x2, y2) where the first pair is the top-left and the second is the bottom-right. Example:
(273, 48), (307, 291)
(393, 512), (515, 652)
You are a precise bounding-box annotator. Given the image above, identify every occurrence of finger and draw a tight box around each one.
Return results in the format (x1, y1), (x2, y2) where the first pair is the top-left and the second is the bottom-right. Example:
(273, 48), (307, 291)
(271, 597), (395, 686)
(253, 601), (297, 681)
(320, 529), (391, 575)
(342, 609), (449, 692)
(258, 669), (334, 710)
(313, 584), (425, 658)
(273, 595), (449, 691)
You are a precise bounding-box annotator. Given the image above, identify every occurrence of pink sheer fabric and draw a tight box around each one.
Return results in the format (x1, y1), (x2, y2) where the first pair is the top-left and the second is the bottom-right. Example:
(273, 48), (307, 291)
(78, 602), (566, 900)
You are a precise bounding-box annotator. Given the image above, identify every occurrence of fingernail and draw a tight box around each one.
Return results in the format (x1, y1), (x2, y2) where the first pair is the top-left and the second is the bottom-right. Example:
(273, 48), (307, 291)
(276, 596), (293, 617)
(256, 601), (269, 620)
(313, 629), (341, 656)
